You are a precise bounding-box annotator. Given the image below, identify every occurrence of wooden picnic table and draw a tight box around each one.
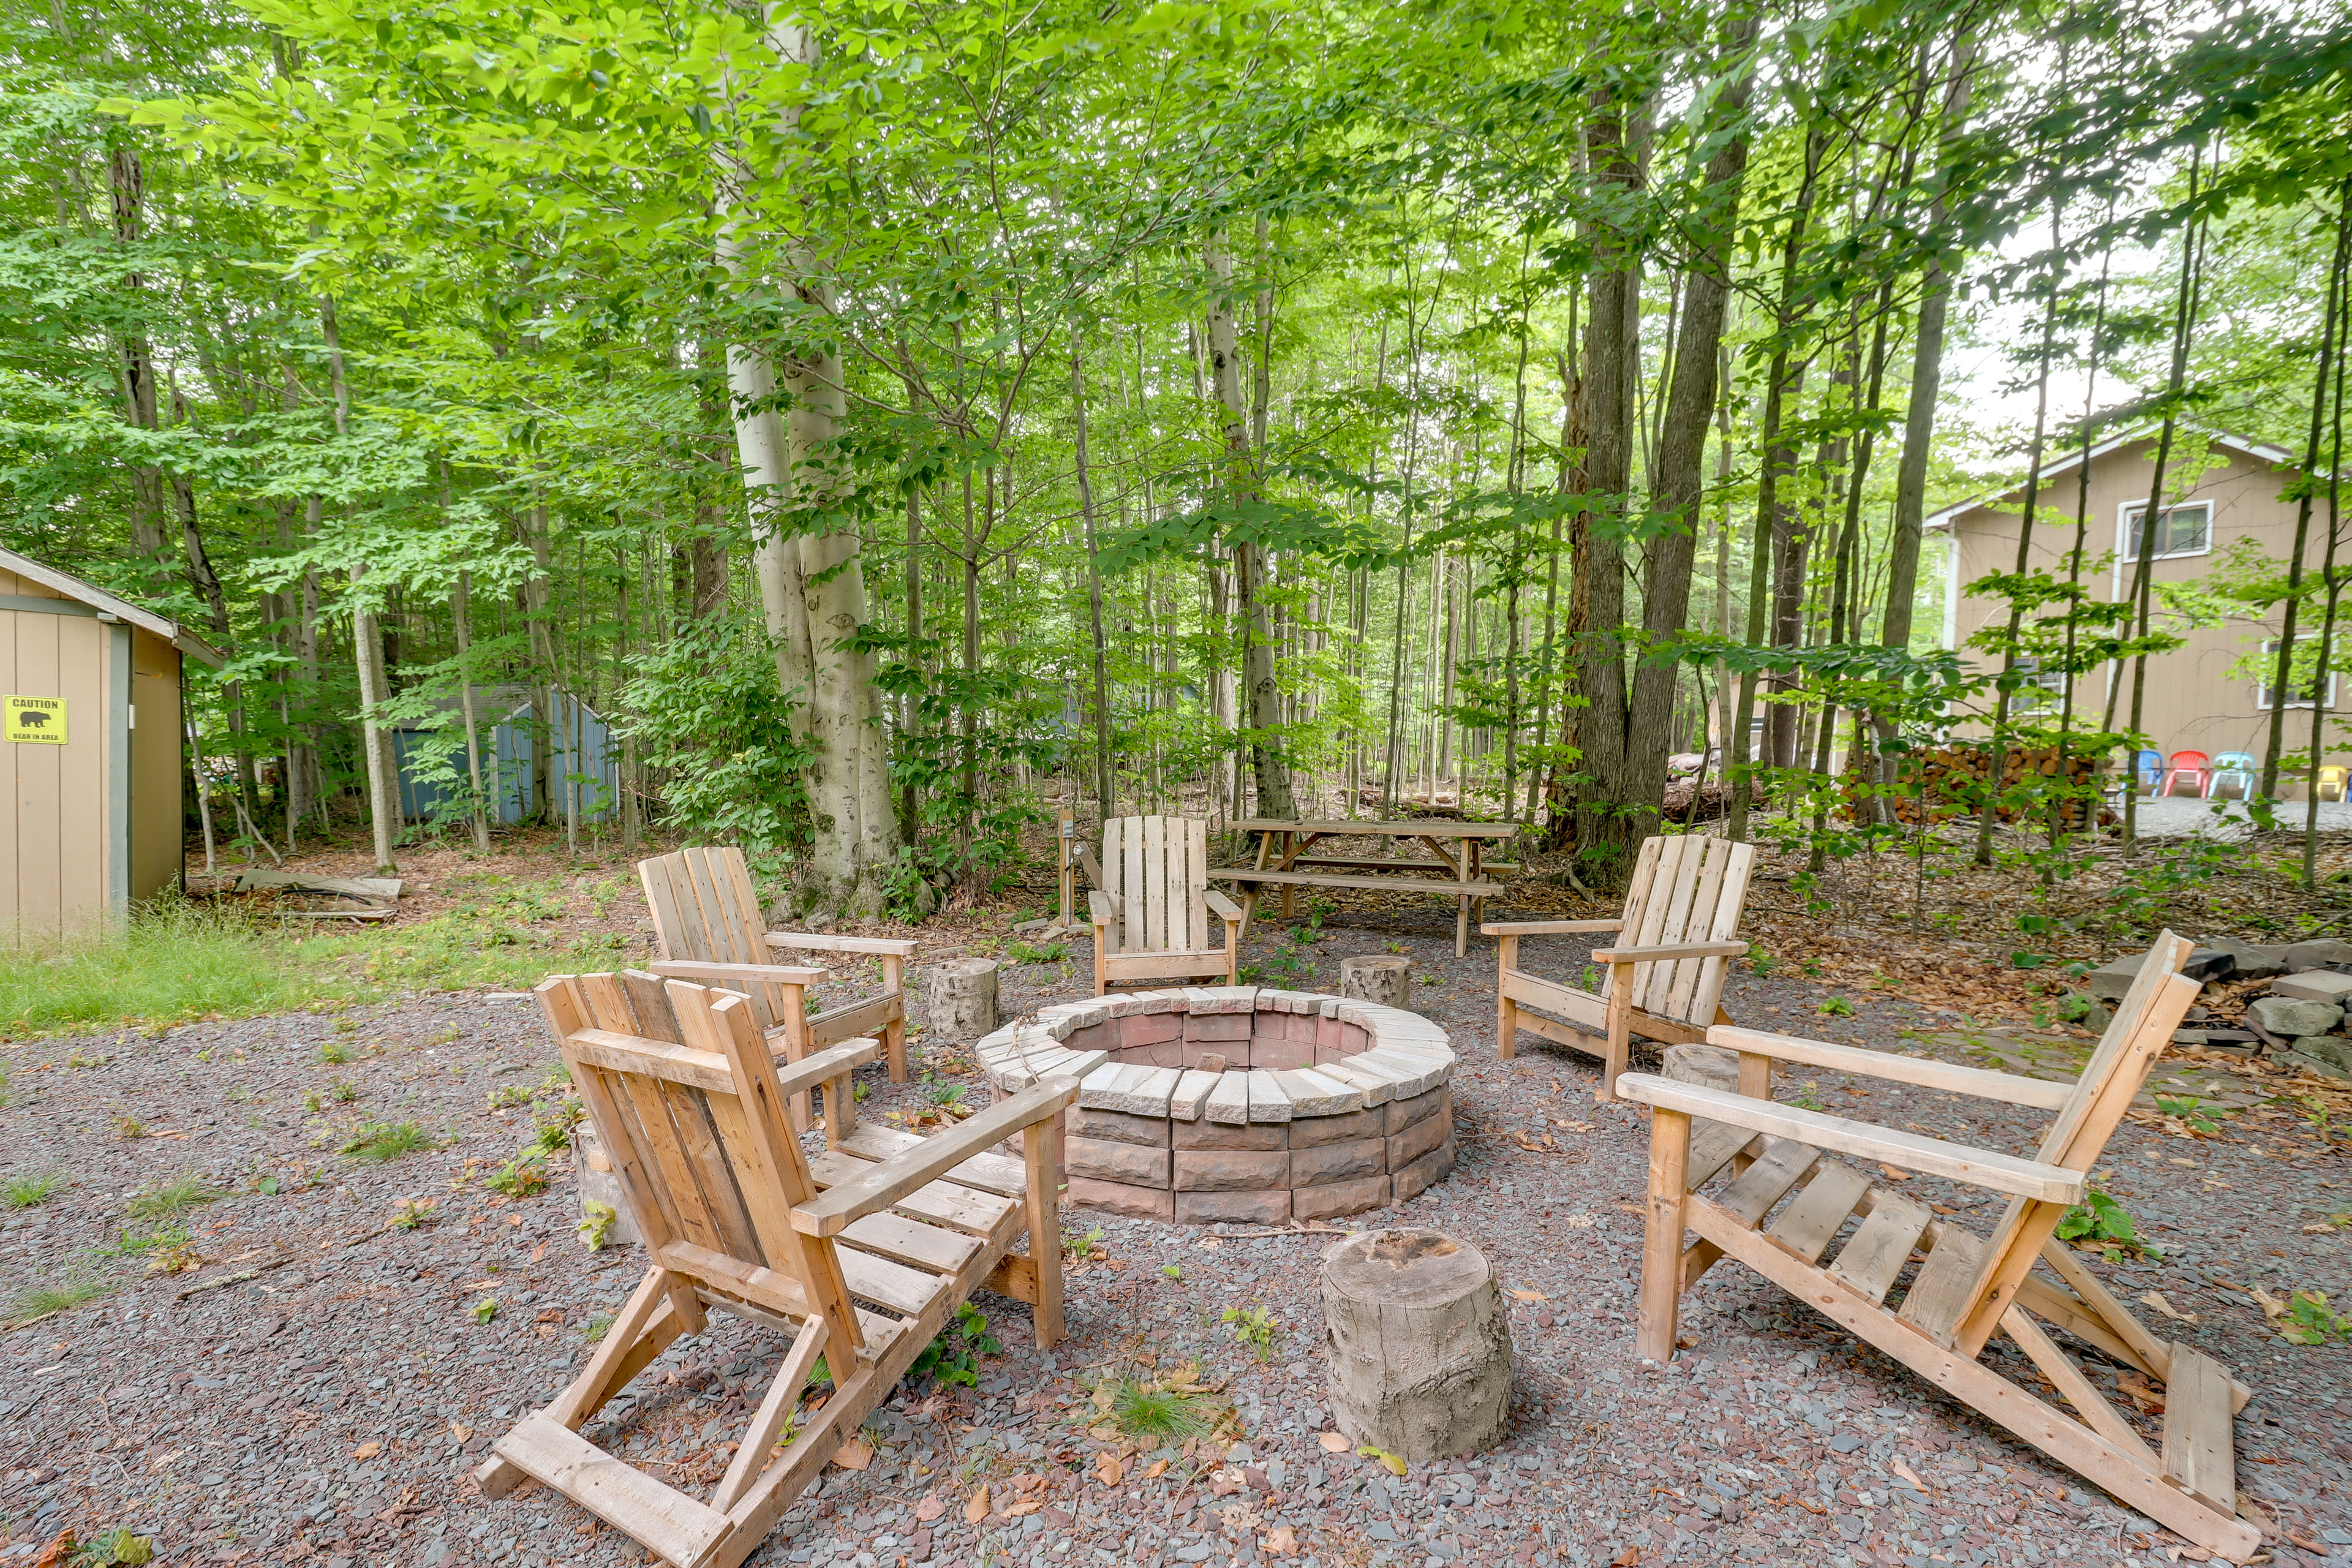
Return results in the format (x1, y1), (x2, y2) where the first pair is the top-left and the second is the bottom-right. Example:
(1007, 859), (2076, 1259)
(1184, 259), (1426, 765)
(1210, 817), (1518, 956)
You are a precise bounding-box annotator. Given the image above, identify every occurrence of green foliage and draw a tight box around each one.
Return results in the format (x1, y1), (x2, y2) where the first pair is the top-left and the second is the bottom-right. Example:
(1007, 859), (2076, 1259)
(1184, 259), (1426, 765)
(390, 1197), (437, 1229)
(318, 1041), (356, 1065)
(71, 1528), (156, 1566)
(485, 1152), (549, 1197)
(2277, 1291), (2352, 1346)
(578, 1200), (617, 1251)
(341, 1121), (434, 1163)
(3, 1172), (60, 1208)
(1221, 1304), (1280, 1362)
(617, 616), (814, 851)
(2154, 1095), (2223, 1134)
(1818, 997), (1855, 1017)
(126, 1173), (228, 1218)
(532, 1100), (585, 1153)
(7, 1272), (114, 1324)
(1006, 940), (1069, 966)
(2056, 1191), (2154, 1262)
(469, 1297), (499, 1324)
(908, 1302), (1002, 1389)
(1097, 1376), (1211, 1441)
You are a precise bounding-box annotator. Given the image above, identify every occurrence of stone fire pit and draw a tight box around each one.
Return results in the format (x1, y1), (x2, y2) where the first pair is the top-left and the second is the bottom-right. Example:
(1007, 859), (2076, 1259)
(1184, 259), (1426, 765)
(974, 986), (1457, 1224)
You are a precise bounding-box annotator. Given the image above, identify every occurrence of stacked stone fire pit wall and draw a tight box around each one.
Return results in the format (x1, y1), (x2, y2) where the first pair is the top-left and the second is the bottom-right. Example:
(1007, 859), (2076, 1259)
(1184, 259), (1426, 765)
(974, 986), (1457, 1224)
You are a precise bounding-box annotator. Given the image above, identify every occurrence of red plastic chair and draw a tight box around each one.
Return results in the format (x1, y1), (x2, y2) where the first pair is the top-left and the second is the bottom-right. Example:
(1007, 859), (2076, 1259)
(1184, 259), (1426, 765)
(2159, 750), (2213, 798)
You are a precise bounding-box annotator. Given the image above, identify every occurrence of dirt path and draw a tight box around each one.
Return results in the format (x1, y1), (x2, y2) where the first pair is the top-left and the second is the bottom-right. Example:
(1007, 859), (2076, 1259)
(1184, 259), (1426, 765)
(3, 903), (2348, 1568)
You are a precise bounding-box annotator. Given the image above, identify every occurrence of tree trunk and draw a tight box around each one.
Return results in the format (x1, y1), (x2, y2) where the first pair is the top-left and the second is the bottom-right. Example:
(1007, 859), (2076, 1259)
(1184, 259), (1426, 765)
(453, 570), (491, 850)
(929, 958), (1000, 1041)
(1573, 88), (1644, 869)
(107, 141), (168, 566)
(1319, 1229), (1511, 1464)
(1340, 955), (1414, 1009)
(1207, 230), (1296, 819)
(1074, 322), (1115, 823)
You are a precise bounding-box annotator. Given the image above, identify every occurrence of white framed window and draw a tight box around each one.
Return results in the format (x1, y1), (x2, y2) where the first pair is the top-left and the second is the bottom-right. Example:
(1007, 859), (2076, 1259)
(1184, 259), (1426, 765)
(2120, 500), (2213, 562)
(2257, 637), (2339, 710)
(2009, 660), (2067, 713)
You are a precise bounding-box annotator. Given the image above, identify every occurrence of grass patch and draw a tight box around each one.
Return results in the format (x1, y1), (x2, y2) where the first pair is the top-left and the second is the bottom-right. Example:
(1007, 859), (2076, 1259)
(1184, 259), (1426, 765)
(1100, 1376), (1212, 1440)
(0, 896), (624, 1042)
(124, 1172), (228, 1218)
(4, 1172), (60, 1207)
(100, 1220), (188, 1257)
(341, 1121), (435, 1163)
(7, 1270), (114, 1324)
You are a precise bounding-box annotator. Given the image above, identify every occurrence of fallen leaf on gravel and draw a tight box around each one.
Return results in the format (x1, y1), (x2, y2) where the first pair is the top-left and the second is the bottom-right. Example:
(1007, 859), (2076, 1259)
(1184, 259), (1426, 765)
(913, 1492), (945, 1523)
(1217, 1502), (1264, 1534)
(1789, 1495), (1825, 1515)
(1878, 1164), (1912, 1181)
(1094, 1452), (1123, 1486)
(1003, 1499), (1045, 1518)
(965, 1486), (990, 1524)
(831, 1439), (873, 1471)
(2140, 1291), (2198, 1324)
(1357, 1446), (1406, 1476)
(1317, 1432), (1351, 1453)
(1890, 1458), (1932, 1493)
(1143, 1458), (1169, 1479)
(1209, 1468), (1244, 1496)
(1508, 1288), (1548, 1303)
(2249, 1286), (2290, 1321)
(448, 1423), (472, 1442)
(351, 1442), (382, 1460)
(1611, 1549), (1640, 1566)
(31, 1531), (73, 1568)
(1562, 1213), (1594, 1227)
(1263, 1525), (1298, 1555)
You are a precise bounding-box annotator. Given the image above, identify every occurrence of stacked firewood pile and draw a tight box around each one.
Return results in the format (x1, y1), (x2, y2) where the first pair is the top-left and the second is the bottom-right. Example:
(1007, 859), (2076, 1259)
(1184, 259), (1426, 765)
(1842, 742), (2116, 829)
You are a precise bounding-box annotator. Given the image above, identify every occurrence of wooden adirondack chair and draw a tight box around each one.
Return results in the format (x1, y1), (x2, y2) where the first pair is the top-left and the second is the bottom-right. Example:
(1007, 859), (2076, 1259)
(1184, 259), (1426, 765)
(638, 847), (917, 1129)
(1485, 834), (1756, 1101)
(476, 971), (1079, 1568)
(1618, 931), (2260, 1562)
(1083, 815), (1245, 995)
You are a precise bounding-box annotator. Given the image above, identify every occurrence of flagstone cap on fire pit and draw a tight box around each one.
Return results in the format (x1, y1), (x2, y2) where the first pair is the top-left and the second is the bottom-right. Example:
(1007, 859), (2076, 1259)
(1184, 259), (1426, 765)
(973, 987), (1459, 1224)
(973, 985), (1455, 1120)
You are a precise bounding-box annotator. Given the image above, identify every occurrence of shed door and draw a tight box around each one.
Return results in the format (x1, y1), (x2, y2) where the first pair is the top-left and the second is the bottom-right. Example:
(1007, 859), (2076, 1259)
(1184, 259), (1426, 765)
(1, 605), (119, 930)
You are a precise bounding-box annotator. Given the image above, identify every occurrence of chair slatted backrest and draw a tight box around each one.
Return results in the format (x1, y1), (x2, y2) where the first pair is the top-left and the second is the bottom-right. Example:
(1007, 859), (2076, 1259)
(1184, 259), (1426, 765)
(1921, 930), (2197, 1355)
(1101, 816), (1210, 953)
(1605, 835), (1757, 1026)
(538, 970), (865, 1356)
(638, 847), (796, 1031)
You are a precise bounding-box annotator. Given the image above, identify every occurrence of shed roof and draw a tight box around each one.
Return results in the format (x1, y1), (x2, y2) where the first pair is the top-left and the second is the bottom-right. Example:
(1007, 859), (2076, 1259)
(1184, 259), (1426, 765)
(0, 546), (227, 668)
(1923, 425), (2300, 535)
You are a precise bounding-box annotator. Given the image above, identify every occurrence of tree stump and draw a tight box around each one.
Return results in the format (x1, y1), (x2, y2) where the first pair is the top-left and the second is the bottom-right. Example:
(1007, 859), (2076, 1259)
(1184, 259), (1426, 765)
(930, 959), (999, 1041)
(1319, 1227), (1512, 1463)
(1340, 956), (1414, 1010)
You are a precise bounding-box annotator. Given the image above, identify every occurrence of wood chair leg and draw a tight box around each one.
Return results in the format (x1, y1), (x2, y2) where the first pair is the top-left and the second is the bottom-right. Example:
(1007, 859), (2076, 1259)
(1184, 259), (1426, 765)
(824, 1069), (853, 1148)
(1597, 963), (1635, 1102)
(1222, 918), (1240, 987)
(1091, 921), (1109, 997)
(709, 1318), (830, 1513)
(1637, 1107), (1691, 1362)
(1496, 938), (1519, 1060)
(1023, 1117), (1066, 1348)
(479, 1266), (683, 1497)
(880, 957), (908, 1082)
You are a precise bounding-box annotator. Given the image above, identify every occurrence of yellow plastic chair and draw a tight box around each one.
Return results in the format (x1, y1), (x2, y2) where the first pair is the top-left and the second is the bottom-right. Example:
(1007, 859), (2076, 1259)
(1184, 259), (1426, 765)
(2319, 765), (2348, 802)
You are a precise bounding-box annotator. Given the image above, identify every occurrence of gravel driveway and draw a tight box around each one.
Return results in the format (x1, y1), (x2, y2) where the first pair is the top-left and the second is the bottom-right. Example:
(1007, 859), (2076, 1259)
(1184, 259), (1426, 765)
(3, 909), (2348, 1568)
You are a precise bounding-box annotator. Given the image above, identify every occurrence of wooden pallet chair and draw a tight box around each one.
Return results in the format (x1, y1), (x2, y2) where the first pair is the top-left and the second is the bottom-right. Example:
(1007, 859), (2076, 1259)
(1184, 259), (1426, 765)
(1484, 834), (1756, 1101)
(477, 972), (1079, 1568)
(638, 846), (918, 1129)
(1082, 815), (1245, 995)
(1618, 930), (2261, 1562)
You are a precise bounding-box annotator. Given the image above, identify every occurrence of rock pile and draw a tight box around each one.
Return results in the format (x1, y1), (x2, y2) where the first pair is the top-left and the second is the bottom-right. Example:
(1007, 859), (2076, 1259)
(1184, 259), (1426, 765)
(2076, 937), (2352, 1080)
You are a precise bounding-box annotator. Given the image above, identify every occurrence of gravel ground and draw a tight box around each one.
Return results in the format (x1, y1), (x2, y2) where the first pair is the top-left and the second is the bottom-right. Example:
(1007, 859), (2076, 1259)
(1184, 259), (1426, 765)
(4, 902), (2350, 1568)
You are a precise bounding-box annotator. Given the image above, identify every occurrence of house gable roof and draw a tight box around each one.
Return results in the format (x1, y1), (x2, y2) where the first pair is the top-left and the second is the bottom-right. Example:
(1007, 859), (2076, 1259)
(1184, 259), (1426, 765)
(1923, 424), (2300, 535)
(0, 545), (227, 668)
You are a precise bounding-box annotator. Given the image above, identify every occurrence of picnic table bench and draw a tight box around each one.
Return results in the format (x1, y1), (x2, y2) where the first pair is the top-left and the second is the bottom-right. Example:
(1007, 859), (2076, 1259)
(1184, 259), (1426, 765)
(1210, 817), (1517, 956)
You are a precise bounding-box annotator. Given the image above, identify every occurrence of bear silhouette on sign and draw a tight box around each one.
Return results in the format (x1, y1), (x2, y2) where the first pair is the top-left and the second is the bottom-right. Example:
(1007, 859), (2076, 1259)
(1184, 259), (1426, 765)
(16, 709), (49, 729)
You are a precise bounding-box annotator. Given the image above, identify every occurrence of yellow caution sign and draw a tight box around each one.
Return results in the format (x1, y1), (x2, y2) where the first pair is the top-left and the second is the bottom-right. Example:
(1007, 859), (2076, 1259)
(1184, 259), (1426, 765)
(4, 694), (66, 743)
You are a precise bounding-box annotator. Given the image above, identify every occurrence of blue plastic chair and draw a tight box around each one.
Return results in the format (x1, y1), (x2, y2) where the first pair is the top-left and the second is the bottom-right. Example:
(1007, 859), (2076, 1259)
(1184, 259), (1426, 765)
(2208, 751), (2258, 801)
(2133, 749), (2164, 794)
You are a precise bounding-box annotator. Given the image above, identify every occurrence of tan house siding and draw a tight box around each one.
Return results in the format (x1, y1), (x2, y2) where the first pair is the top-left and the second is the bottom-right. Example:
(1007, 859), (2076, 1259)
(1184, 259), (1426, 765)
(1934, 433), (2334, 779)
(130, 624), (184, 902)
(0, 564), (117, 931)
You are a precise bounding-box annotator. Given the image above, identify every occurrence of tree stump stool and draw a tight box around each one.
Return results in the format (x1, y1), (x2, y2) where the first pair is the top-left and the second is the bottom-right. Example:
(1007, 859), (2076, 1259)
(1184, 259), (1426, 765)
(1319, 1227), (1512, 1462)
(1340, 956), (1414, 1010)
(930, 958), (1000, 1041)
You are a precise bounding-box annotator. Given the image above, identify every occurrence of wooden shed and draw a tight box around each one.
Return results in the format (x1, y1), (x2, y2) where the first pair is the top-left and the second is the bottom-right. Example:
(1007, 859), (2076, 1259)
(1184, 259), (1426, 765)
(1, 548), (224, 932)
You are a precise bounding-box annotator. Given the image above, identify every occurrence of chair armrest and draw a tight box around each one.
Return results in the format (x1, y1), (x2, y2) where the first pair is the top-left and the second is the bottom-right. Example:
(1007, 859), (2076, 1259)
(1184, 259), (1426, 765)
(1616, 1072), (2085, 1203)
(1088, 888), (1122, 925)
(1705, 1025), (2073, 1109)
(1203, 889), (1244, 922)
(1075, 843), (1107, 891)
(764, 933), (921, 957)
(1591, 940), (1747, 963)
(773, 1038), (881, 1099)
(1480, 919), (1625, 936)
(651, 959), (829, 986)
(791, 1077), (1082, 1236)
